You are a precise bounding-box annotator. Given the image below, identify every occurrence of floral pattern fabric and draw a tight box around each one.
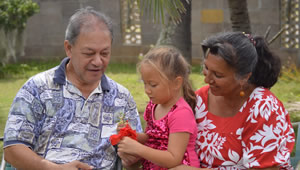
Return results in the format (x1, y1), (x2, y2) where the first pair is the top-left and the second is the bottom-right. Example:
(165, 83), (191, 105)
(3, 58), (143, 169)
(195, 85), (295, 170)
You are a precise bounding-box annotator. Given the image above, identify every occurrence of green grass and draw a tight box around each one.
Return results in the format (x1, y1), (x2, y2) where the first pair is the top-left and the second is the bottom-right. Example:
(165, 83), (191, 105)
(0, 60), (299, 161)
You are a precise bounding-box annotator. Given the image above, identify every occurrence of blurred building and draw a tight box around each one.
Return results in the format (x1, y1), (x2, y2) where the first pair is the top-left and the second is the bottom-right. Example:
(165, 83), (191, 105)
(22, 0), (299, 65)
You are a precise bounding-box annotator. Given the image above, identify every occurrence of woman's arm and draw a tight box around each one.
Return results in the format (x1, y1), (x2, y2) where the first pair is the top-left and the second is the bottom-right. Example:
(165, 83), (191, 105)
(169, 165), (278, 170)
(170, 165), (214, 170)
(118, 132), (190, 169)
(249, 167), (279, 170)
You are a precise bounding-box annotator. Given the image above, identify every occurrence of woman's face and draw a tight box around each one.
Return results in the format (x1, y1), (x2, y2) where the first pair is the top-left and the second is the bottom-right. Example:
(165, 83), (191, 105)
(203, 53), (241, 97)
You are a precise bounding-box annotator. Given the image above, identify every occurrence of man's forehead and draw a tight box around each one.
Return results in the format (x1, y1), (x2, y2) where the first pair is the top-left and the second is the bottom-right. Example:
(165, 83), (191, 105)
(80, 17), (110, 33)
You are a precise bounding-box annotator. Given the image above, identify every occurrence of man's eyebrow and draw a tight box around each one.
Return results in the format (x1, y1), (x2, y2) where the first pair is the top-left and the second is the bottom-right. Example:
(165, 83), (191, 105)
(102, 47), (111, 50)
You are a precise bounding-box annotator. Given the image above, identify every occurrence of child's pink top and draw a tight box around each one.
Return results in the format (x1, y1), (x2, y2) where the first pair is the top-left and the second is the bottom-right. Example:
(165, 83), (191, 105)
(142, 97), (200, 170)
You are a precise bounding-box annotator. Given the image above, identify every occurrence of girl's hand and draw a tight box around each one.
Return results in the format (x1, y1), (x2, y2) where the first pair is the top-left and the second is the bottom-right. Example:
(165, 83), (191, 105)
(117, 122), (128, 133)
(118, 137), (142, 155)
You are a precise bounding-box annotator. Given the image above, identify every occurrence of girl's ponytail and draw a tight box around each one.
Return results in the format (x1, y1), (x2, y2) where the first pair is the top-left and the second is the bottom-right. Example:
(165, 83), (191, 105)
(182, 79), (197, 114)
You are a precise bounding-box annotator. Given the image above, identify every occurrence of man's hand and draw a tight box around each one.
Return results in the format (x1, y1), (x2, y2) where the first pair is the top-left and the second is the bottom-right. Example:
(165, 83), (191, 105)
(58, 160), (94, 170)
(118, 151), (141, 169)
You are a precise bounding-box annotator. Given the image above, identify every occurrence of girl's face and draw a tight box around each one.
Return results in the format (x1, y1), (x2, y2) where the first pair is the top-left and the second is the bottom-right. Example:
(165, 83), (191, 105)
(203, 53), (241, 97)
(140, 62), (176, 106)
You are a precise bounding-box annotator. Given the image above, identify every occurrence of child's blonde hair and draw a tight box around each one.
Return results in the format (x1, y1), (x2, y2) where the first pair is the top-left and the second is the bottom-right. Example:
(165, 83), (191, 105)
(138, 45), (196, 112)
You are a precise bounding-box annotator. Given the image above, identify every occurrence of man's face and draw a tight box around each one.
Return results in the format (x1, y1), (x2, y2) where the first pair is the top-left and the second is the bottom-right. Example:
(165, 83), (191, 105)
(65, 24), (112, 87)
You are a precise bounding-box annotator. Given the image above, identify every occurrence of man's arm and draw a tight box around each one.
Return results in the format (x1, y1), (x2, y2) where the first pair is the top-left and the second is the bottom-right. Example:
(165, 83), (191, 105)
(4, 144), (93, 170)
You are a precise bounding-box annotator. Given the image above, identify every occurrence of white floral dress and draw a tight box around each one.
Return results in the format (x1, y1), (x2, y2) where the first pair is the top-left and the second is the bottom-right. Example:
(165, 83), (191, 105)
(195, 85), (295, 169)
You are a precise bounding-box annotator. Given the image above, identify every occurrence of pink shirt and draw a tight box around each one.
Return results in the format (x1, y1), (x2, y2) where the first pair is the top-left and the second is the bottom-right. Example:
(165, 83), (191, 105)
(142, 97), (200, 170)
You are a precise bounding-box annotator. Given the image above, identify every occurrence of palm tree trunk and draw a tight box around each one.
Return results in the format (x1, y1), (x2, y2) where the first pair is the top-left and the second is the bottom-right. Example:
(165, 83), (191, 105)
(171, 0), (192, 63)
(155, 16), (177, 46)
(155, 0), (192, 63)
(228, 0), (251, 33)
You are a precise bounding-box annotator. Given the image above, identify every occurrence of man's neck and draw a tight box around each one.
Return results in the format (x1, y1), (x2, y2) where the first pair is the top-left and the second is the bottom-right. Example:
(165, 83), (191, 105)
(66, 63), (100, 99)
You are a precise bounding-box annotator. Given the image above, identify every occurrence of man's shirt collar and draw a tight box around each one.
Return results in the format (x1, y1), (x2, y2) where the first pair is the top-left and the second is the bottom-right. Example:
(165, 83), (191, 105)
(53, 57), (110, 92)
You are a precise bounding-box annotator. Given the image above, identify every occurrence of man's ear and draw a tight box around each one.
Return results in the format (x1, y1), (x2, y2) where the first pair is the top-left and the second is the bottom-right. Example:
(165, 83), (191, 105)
(64, 40), (72, 58)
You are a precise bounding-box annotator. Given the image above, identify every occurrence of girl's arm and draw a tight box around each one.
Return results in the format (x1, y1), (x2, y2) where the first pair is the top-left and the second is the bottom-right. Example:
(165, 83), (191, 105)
(136, 132), (148, 144)
(118, 132), (190, 169)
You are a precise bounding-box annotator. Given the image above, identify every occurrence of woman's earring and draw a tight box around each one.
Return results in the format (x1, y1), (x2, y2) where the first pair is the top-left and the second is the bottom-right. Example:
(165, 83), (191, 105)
(240, 84), (245, 97)
(239, 90), (245, 97)
(240, 85), (245, 97)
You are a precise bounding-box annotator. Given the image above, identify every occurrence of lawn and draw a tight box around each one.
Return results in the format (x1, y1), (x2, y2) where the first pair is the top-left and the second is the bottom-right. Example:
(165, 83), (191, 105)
(0, 60), (300, 161)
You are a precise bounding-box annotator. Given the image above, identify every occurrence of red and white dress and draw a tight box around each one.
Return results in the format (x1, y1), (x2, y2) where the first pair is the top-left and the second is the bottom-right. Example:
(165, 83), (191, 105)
(195, 85), (295, 169)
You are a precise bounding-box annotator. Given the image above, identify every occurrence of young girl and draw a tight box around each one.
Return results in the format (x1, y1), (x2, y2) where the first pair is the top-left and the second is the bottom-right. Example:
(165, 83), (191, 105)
(117, 46), (200, 169)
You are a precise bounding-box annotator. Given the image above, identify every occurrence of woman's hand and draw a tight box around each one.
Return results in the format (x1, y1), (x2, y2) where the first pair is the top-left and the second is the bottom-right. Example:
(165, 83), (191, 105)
(169, 165), (211, 170)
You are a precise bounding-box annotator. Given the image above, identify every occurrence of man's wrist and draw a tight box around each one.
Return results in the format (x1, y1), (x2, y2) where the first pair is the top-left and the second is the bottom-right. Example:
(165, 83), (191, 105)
(40, 159), (59, 170)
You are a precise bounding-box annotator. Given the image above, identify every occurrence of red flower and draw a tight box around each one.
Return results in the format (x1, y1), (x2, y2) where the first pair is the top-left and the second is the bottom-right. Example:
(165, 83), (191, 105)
(110, 124), (137, 145)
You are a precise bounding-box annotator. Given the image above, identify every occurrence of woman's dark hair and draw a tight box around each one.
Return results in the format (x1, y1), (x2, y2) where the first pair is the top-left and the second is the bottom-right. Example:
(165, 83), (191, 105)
(201, 32), (281, 88)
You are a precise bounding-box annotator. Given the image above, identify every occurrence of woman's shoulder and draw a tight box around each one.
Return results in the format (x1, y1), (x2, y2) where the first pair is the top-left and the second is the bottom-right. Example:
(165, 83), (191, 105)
(249, 87), (283, 104)
(195, 85), (209, 96)
(244, 87), (288, 123)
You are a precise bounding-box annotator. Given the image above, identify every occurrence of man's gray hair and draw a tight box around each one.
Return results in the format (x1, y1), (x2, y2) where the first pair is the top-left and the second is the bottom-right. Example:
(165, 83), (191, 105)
(65, 6), (113, 45)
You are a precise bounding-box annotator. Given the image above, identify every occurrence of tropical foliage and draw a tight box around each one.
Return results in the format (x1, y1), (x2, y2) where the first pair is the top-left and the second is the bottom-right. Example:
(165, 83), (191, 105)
(0, 0), (39, 31)
(129, 0), (189, 24)
(0, 0), (39, 65)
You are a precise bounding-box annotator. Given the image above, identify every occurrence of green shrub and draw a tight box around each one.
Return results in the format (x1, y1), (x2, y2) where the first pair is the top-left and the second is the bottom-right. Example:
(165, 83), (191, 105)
(0, 0), (39, 31)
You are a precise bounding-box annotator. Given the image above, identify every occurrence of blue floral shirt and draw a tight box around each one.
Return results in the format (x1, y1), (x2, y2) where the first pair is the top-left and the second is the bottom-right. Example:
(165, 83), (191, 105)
(3, 58), (143, 169)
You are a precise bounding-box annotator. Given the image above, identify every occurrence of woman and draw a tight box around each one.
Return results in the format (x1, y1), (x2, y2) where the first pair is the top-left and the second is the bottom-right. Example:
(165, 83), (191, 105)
(172, 32), (295, 170)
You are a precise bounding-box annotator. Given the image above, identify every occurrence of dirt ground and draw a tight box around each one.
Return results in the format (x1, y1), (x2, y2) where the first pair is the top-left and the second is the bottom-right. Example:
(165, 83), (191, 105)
(287, 101), (300, 113)
(286, 101), (300, 124)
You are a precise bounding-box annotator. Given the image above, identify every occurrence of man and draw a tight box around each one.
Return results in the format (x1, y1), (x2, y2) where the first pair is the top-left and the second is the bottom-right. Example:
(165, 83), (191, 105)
(3, 7), (143, 169)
